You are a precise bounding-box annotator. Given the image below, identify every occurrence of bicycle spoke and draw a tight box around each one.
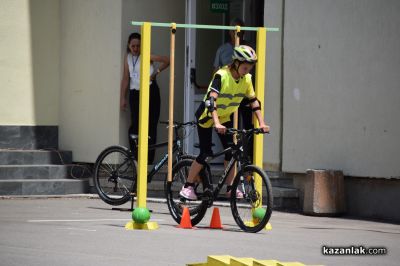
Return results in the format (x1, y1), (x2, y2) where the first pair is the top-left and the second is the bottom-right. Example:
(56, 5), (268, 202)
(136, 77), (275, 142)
(99, 163), (113, 176)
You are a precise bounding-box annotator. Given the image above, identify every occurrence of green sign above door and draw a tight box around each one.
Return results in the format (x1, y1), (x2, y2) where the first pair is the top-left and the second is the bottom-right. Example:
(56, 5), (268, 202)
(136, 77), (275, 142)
(210, 0), (229, 13)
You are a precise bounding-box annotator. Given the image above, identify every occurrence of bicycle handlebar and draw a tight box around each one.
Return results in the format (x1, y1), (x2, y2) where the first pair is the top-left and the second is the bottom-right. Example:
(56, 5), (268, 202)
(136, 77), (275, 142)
(159, 120), (197, 128)
(225, 128), (269, 135)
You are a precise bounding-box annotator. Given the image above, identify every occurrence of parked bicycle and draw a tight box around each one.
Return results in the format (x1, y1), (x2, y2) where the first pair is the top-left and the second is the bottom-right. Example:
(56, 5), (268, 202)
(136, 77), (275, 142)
(93, 121), (197, 206)
(165, 128), (273, 233)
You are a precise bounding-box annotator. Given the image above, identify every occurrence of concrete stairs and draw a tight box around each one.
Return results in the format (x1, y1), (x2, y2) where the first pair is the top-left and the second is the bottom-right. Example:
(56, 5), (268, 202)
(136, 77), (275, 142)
(0, 149), (89, 195)
(146, 165), (300, 211)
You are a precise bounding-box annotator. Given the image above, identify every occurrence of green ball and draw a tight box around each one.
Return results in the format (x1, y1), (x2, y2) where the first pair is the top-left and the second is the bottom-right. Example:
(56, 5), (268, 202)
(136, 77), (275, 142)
(253, 208), (266, 221)
(132, 207), (151, 224)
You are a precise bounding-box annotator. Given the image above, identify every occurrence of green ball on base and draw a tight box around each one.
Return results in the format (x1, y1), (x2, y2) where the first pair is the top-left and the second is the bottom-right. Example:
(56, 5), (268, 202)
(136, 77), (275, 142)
(252, 208), (266, 222)
(132, 207), (151, 224)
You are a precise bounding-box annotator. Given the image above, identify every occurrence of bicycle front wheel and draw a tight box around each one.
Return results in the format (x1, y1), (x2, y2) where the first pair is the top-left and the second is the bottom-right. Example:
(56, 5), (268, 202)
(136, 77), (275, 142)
(230, 165), (273, 233)
(94, 146), (137, 206)
(165, 159), (209, 226)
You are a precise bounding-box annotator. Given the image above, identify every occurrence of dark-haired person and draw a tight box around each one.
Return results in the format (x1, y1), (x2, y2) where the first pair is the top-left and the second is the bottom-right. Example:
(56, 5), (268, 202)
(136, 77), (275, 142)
(213, 18), (246, 71)
(120, 32), (169, 163)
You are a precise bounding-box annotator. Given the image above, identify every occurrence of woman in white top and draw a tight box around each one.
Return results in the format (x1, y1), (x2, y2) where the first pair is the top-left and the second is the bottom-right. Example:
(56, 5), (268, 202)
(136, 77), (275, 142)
(120, 32), (170, 164)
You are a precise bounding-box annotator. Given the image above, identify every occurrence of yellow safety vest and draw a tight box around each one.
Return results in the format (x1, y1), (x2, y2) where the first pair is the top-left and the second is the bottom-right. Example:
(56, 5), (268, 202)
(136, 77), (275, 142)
(198, 66), (256, 128)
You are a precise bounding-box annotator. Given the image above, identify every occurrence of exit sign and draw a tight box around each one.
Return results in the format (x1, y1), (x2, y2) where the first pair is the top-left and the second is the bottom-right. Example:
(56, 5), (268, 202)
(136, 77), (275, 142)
(210, 0), (229, 13)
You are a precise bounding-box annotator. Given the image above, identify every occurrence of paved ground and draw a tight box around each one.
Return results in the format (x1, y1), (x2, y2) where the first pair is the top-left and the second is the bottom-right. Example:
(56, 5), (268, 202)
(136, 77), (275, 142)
(0, 196), (399, 266)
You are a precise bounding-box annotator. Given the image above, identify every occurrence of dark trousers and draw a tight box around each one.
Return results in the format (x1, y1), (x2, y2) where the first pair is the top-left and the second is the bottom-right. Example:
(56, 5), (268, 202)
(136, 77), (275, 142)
(195, 120), (234, 165)
(128, 81), (161, 164)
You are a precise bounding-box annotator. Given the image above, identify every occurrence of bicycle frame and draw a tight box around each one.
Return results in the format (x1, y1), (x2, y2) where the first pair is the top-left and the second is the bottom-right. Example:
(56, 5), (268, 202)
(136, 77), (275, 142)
(112, 139), (182, 183)
(129, 122), (192, 183)
(200, 129), (259, 203)
(147, 140), (182, 183)
(198, 146), (238, 201)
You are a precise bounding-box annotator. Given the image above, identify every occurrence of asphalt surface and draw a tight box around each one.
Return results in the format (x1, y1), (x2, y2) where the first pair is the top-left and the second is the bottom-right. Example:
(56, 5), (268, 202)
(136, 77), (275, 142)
(0, 195), (399, 266)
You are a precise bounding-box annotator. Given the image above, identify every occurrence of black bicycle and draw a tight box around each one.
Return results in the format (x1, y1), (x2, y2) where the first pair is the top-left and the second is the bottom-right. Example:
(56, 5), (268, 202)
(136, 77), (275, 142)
(93, 121), (197, 206)
(165, 128), (273, 233)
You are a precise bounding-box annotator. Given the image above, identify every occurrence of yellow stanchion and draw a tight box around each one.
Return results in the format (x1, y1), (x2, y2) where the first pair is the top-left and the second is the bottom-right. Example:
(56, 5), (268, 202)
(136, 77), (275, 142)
(125, 22), (158, 230)
(253, 27), (267, 207)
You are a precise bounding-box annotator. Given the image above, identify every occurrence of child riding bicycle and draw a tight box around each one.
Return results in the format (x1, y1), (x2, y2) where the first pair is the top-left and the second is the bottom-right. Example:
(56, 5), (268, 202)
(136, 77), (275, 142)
(180, 45), (270, 200)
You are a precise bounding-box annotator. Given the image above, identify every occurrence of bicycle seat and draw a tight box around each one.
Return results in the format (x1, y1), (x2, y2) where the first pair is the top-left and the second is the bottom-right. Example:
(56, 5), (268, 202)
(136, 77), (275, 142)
(129, 134), (151, 141)
(194, 143), (215, 149)
(129, 134), (138, 141)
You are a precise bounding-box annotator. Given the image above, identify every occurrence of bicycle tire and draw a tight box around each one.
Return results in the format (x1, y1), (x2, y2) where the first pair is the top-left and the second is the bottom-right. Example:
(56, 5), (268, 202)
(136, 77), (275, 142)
(165, 159), (209, 226)
(93, 146), (137, 206)
(230, 165), (273, 233)
(179, 154), (197, 161)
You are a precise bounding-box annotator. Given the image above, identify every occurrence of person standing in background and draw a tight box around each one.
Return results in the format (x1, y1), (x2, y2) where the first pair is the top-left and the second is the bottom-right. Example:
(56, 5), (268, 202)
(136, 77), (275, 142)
(213, 18), (246, 71)
(120, 32), (170, 164)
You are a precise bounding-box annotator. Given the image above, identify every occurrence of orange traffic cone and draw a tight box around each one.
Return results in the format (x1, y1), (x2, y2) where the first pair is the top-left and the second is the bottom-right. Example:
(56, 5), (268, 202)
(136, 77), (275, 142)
(209, 207), (223, 229)
(178, 207), (193, 229)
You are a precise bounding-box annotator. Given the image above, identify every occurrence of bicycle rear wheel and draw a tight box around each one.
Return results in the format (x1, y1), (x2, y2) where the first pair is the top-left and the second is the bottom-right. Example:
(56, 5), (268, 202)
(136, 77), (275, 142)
(165, 159), (209, 226)
(94, 146), (137, 206)
(230, 165), (273, 233)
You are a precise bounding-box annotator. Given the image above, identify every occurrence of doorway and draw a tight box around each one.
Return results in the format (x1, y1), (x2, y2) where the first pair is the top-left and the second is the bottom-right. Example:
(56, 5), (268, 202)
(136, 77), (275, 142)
(183, 0), (264, 159)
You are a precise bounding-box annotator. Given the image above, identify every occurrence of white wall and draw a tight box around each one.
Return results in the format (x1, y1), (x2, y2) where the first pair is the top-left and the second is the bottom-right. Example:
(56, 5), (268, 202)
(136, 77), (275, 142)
(282, 0), (400, 177)
(0, 0), (59, 126)
(59, 0), (122, 161)
(59, 0), (185, 162)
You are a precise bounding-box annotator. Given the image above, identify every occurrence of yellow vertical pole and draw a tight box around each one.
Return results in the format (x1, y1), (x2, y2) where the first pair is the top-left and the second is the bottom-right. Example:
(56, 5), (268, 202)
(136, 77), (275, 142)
(136, 22), (152, 208)
(254, 27), (266, 206)
(167, 23), (176, 182)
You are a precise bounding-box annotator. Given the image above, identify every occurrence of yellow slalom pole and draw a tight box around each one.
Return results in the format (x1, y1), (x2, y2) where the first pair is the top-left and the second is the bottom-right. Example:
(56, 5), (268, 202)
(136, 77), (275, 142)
(126, 22), (158, 230)
(167, 23), (176, 183)
(245, 27), (270, 231)
(136, 22), (152, 208)
(254, 27), (266, 206)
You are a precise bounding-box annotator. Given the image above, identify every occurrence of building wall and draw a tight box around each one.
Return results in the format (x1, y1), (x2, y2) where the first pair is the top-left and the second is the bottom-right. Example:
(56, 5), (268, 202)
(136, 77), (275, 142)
(0, 0), (59, 126)
(59, 0), (184, 162)
(265, 0), (400, 178)
(59, 0), (123, 161)
(3, 0), (399, 178)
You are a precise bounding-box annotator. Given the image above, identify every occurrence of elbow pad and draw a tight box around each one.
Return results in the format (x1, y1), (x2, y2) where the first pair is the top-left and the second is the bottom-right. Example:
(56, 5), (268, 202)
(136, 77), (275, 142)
(248, 97), (260, 104)
(249, 97), (261, 112)
(205, 96), (217, 113)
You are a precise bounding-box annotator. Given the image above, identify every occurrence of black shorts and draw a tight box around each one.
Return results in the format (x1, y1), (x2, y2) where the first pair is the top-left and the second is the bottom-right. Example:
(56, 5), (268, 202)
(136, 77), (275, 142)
(195, 120), (233, 164)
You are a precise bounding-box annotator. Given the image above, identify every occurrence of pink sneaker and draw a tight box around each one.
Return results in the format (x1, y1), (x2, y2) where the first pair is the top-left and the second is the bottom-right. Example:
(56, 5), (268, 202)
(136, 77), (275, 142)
(226, 189), (244, 199)
(179, 186), (198, 200)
